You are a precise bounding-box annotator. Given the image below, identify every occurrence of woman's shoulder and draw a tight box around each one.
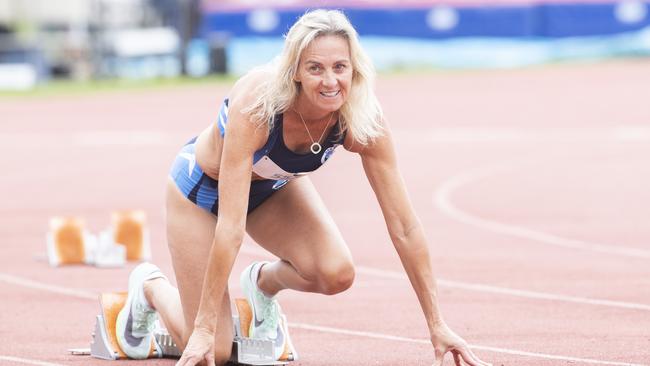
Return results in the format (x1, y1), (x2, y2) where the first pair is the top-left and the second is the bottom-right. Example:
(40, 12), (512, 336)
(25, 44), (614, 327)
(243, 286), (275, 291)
(229, 67), (274, 106)
(343, 118), (389, 154)
(341, 128), (360, 153)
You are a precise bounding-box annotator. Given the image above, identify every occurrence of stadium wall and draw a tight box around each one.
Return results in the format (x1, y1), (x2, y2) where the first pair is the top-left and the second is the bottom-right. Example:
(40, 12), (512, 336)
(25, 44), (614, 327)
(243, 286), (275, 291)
(194, 0), (650, 73)
(200, 0), (650, 38)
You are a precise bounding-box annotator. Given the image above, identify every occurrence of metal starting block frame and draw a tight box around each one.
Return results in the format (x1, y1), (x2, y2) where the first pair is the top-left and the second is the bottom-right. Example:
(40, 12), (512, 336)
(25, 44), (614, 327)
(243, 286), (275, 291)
(72, 293), (297, 366)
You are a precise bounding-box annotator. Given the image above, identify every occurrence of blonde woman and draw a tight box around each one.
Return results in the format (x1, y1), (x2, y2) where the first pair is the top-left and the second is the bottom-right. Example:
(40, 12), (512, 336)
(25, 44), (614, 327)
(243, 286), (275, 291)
(115, 9), (491, 366)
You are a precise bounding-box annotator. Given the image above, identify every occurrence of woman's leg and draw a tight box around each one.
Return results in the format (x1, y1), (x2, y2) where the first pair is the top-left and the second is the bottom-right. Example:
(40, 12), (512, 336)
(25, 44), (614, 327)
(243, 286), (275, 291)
(144, 179), (234, 365)
(245, 177), (355, 296)
(148, 176), (349, 362)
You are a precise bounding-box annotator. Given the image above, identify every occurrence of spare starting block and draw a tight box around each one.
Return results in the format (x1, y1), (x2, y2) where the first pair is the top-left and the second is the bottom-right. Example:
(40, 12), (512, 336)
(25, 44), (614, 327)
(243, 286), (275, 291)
(46, 216), (95, 266)
(46, 211), (153, 268)
(72, 292), (297, 365)
(110, 210), (152, 262)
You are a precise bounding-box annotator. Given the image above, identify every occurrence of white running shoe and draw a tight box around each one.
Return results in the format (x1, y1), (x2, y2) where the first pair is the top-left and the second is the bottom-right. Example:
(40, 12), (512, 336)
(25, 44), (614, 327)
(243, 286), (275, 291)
(240, 261), (287, 360)
(116, 262), (166, 359)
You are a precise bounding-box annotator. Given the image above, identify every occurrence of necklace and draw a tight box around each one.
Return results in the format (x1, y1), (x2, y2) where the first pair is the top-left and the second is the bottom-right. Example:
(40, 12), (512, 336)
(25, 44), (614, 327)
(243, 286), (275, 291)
(294, 109), (335, 154)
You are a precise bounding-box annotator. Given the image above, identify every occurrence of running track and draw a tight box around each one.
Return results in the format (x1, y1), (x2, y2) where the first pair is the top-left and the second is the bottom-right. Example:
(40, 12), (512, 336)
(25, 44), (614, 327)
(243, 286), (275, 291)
(1, 60), (649, 365)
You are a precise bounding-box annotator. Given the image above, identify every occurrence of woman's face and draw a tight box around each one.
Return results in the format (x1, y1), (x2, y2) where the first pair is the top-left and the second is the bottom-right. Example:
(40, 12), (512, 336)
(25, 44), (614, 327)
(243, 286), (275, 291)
(294, 35), (353, 115)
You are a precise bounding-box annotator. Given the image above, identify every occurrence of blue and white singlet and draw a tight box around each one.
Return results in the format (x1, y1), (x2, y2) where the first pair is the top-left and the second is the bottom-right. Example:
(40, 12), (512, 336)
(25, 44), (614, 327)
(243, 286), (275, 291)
(169, 98), (345, 215)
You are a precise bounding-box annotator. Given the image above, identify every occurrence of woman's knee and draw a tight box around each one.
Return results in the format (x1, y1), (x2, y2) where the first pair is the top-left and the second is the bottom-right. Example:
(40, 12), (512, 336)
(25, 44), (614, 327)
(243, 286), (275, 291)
(315, 259), (355, 295)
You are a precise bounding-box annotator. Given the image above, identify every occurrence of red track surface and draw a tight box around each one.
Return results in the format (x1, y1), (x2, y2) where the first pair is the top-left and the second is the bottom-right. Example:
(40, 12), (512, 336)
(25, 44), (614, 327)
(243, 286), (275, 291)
(1, 60), (649, 366)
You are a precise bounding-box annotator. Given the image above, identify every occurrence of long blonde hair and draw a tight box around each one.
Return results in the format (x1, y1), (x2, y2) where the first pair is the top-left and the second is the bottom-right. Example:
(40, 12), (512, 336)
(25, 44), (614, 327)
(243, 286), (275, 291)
(242, 9), (383, 145)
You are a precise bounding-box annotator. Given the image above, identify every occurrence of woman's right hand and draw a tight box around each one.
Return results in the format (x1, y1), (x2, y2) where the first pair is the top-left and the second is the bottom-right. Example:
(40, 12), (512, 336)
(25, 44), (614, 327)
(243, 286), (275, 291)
(175, 327), (215, 366)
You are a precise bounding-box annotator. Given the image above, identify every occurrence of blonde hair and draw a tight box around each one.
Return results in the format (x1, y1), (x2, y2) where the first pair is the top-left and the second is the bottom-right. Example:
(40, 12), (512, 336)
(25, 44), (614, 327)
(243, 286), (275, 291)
(243, 9), (383, 145)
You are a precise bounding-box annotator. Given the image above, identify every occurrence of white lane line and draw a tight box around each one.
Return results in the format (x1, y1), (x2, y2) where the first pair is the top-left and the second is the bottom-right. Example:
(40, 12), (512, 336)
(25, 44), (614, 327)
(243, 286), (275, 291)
(355, 266), (650, 312)
(13, 249), (650, 314)
(2, 270), (648, 365)
(238, 246), (650, 311)
(72, 131), (174, 146)
(433, 162), (650, 259)
(0, 273), (96, 300)
(0, 131), (175, 148)
(3, 126), (649, 150)
(437, 279), (650, 311)
(290, 323), (647, 366)
(0, 355), (66, 366)
(0, 270), (244, 299)
(394, 126), (650, 143)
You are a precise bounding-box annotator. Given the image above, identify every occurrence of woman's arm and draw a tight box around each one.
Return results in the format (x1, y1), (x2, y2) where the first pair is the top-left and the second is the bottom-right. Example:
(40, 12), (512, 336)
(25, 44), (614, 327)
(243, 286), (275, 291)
(193, 98), (262, 331)
(356, 125), (443, 329)
(177, 75), (269, 366)
(356, 124), (490, 366)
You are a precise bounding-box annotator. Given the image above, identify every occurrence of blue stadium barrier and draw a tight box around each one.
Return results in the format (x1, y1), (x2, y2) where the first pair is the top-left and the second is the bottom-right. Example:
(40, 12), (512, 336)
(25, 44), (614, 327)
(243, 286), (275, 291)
(200, 2), (650, 39)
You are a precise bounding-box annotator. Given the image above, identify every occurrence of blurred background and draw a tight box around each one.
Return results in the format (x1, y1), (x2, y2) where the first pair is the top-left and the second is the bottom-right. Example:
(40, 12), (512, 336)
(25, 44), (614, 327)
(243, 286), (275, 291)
(0, 0), (649, 90)
(1, 3), (649, 365)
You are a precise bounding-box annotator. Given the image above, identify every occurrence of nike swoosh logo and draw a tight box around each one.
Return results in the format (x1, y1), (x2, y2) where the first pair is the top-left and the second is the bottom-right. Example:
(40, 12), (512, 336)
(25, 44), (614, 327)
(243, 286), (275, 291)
(254, 316), (264, 327)
(124, 311), (144, 347)
(250, 270), (265, 328)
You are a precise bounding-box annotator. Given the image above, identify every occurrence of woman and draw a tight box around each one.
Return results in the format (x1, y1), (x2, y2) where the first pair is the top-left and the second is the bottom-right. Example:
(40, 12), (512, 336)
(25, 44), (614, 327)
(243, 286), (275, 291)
(115, 9), (491, 366)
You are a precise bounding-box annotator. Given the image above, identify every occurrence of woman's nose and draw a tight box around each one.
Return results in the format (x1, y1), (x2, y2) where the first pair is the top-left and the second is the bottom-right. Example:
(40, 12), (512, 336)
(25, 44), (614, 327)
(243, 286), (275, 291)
(322, 70), (337, 87)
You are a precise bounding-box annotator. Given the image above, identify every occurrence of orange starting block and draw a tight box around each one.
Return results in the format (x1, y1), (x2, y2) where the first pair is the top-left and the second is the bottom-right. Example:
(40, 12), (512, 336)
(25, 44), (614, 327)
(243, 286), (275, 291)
(46, 211), (152, 267)
(110, 210), (151, 262)
(71, 292), (298, 365)
(46, 217), (94, 266)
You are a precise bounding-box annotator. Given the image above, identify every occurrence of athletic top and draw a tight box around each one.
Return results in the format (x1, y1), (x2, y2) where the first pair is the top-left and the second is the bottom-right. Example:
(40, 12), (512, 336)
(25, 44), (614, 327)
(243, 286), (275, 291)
(215, 98), (344, 181)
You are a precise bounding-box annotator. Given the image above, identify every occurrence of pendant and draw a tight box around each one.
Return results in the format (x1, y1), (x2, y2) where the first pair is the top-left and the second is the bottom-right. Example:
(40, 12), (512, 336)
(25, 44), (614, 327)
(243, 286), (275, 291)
(310, 142), (322, 154)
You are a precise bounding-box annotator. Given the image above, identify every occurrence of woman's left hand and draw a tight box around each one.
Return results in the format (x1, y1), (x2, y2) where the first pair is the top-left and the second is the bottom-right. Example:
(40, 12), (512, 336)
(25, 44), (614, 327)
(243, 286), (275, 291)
(430, 322), (492, 366)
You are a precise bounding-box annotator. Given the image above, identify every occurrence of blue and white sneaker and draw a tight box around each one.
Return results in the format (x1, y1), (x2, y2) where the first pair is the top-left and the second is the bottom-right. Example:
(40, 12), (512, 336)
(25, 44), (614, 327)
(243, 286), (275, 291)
(116, 262), (166, 359)
(240, 261), (287, 360)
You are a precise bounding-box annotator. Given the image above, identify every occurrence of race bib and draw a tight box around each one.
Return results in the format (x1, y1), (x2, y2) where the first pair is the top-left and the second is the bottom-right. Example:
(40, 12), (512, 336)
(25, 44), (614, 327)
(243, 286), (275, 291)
(252, 156), (309, 180)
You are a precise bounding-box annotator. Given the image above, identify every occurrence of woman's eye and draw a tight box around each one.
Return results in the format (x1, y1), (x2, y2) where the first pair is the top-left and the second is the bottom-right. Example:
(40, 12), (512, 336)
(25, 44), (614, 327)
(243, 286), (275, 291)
(309, 65), (321, 72)
(335, 64), (346, 70)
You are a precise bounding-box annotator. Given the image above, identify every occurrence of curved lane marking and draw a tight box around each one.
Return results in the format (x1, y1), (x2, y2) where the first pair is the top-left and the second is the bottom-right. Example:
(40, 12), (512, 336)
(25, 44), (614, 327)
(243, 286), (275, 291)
(0, 356), (65, 366)
(433, 162), (650, 259)
(1, 270), (648, 365)
(290, 323), (647, 366)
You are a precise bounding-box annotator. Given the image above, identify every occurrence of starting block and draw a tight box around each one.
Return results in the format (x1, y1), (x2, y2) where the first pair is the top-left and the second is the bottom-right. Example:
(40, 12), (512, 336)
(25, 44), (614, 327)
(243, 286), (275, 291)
(46, 217), (96, 266)
(73, 292), (297, 365)
(46, 211), (152, 268)
(110, 210), (151, 262)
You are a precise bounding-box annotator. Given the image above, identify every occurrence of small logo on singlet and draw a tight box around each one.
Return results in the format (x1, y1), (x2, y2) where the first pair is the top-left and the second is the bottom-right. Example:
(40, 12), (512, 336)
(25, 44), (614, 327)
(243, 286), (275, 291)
(321, 145), (338, 164)
(272, 180), (288, 190)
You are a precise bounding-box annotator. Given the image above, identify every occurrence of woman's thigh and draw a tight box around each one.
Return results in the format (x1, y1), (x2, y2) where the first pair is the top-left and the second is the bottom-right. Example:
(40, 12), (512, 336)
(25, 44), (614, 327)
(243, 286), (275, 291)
(245, 177), (354, 283)
(165, 179), (233, 350)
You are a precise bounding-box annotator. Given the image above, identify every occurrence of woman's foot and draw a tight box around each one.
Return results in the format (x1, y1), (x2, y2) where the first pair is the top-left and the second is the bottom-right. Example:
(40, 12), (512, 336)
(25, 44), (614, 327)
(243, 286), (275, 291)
(240, 261), (286, 359)
(116, 262), (167, 359)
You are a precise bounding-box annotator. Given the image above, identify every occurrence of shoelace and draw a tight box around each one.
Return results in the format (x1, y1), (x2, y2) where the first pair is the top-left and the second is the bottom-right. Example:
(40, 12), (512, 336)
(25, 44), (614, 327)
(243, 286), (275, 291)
(133, 302), (156, 334)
